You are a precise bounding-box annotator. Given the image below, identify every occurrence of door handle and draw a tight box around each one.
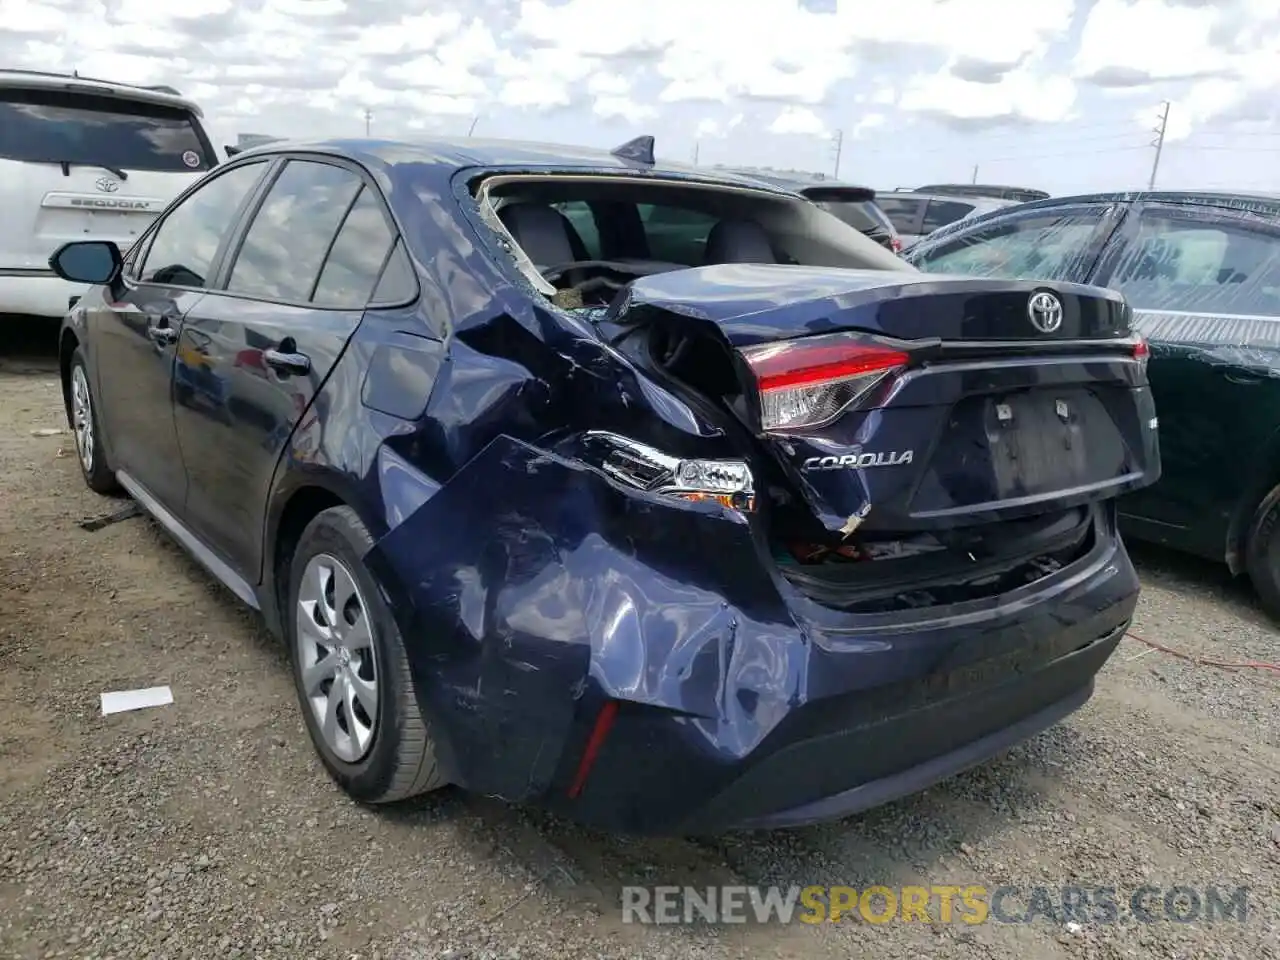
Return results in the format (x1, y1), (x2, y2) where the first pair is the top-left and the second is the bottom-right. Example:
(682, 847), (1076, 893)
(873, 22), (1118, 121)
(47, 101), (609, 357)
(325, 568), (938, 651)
(147, 324), (178, 345)
(263, 347), (311, 375)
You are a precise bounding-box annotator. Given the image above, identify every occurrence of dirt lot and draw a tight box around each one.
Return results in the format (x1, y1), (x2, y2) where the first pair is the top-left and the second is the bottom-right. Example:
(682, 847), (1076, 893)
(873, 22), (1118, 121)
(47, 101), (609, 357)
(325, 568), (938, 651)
(1, 318), (1278, 960)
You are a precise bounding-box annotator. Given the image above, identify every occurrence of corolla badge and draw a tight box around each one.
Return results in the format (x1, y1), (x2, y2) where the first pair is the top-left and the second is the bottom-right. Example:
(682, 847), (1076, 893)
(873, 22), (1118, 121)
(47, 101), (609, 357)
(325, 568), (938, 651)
(1027, 291), (1064, 333)
(95, 176), (120, 193)
(802, 450), (914, 471)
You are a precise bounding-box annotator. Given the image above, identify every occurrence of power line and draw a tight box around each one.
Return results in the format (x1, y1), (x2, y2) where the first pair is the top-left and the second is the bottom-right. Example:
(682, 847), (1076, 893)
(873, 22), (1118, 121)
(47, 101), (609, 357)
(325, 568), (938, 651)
(955, 119), (1142, 142)
(1149, 100), (1170, 190)
(967, 145), (1148, 163)
(1167, 144), (1280, 153)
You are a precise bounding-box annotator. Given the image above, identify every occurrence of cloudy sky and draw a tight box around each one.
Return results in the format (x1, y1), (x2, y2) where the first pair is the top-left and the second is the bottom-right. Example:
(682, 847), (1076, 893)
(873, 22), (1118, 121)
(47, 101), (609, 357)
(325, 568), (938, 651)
(7, 0), (1279, 195)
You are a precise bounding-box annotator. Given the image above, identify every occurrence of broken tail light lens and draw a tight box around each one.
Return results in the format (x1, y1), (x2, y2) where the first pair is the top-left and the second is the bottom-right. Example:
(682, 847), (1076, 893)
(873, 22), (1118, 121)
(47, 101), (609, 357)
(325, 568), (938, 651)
(585, 433), (755, 513)
(739, 334), (909, 433)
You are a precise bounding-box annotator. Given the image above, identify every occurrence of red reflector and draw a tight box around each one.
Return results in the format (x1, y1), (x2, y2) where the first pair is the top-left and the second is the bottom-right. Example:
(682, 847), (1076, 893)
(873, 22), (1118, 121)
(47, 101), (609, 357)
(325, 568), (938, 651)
(567, 700), (619, 799)
(746, 342), (909, 392)
(1132, 338), (1149, 360)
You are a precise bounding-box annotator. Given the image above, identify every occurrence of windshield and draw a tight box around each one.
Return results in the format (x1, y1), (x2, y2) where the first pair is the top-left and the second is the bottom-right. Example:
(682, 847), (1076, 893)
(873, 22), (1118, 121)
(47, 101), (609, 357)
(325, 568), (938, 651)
(0, 87), (214, 173)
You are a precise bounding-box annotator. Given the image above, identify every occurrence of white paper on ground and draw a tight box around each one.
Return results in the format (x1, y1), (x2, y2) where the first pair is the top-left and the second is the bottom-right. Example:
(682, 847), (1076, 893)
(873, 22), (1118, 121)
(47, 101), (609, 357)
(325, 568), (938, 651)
(101, 686), (174, 715)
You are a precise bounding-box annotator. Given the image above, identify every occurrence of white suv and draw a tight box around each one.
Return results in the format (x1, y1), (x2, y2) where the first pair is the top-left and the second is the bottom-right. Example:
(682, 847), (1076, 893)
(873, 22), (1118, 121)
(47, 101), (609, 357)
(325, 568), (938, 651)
(0, 69), (220, 319)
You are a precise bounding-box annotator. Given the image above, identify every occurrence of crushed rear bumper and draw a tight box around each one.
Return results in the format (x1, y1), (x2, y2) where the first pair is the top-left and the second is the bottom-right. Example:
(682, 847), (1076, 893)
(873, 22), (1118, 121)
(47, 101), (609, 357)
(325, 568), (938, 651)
(365, 435), (1136, 835)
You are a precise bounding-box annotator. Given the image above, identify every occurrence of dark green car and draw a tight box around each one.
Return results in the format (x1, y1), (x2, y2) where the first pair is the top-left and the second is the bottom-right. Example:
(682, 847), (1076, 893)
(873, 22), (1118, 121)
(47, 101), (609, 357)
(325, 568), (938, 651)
(905, 190), (1280, 613)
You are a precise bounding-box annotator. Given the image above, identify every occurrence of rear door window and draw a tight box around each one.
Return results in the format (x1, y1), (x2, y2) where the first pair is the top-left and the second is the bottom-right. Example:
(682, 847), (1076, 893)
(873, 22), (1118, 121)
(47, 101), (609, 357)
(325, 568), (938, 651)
(550, 201), (602, 258)
(815, 201), (880, 232)
(875, 196), (927, 235)
(909, 206), (1113, 283)
(1097, 206), (1280, 318)
(225, 160), (365, 303)
(311, 187), (399, 308)
(638, 204), (721, 264)
(921, 199), (976, 233)
(0, 87), (214, 172)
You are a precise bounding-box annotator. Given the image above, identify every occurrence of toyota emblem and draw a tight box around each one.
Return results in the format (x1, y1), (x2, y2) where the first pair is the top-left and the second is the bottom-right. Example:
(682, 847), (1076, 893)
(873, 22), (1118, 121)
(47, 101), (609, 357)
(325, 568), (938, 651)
(95, 176), (120, 193)
(1027, 291), (1064, 334)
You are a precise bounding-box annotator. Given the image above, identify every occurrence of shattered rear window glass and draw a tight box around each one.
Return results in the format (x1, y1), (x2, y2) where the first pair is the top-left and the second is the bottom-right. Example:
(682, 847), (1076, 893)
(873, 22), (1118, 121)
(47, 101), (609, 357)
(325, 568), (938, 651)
(910, 211), (1106, 283)
(1107, 211), (1280, 318)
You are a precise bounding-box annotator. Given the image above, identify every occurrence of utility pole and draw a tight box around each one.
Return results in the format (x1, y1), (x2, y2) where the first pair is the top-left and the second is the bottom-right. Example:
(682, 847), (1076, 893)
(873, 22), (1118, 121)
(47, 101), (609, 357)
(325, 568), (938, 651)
(693, 140), (700, 165)
(1148, 100), (1170, 191)
(831, 128), (843, 179)
(971, 163), (979, 184)
(467, 115), (479, 137)
(364, 108), (372, 137)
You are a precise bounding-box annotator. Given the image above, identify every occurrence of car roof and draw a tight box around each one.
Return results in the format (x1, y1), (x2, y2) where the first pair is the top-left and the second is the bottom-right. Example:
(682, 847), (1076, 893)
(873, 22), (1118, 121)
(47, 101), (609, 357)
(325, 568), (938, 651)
(992, 189), (1280, 216)
(879, 192), (1015, 209)
(0, 68), (203, 116)
(231, 136), (808, 195)
(911, 187), (1280, 250)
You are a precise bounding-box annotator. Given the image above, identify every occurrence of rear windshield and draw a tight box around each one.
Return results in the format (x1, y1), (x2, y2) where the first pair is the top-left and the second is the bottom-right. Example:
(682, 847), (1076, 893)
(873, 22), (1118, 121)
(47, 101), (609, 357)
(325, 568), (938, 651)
(0, 87), (213, 173)
(875, 196), (926, 234)
(815, 200), (884, 233)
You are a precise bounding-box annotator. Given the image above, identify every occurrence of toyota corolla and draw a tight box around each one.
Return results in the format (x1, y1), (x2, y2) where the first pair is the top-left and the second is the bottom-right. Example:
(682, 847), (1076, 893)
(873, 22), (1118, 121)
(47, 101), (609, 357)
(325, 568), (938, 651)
(52, 136), (1159, 834)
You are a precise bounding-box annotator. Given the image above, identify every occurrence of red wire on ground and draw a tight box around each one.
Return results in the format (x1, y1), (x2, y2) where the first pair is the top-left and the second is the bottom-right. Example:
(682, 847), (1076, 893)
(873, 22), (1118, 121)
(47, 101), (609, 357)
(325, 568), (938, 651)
(1124, 631), (1280, 675)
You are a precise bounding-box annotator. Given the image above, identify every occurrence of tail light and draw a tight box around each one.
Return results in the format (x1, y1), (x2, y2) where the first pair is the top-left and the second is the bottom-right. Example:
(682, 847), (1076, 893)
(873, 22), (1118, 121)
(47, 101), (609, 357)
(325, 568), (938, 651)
(1132, 337), (1150, 367)
(739, 334), (909, 433)
(891, 236), (903, 253)
(584, 433), (755, 513)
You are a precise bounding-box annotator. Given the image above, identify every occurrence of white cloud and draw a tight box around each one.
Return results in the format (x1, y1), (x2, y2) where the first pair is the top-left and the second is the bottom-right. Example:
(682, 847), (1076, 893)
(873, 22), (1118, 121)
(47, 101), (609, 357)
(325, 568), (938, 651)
(1077, 0), (1280, 138)
(0, 0), (1276, 162)
(695, 114), (745, 139)
(899, 65), (1077, 126)
(769, 107), (828, 137)
(851, 113), (887, 138)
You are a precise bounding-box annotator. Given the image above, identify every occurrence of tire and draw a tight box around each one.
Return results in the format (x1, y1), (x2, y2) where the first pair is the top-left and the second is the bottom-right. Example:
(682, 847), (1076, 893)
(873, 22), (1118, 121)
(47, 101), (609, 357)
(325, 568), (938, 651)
(285, 505), (445, 803)
(1245, 487), (1280, 621)
(66, 348), (121, 495)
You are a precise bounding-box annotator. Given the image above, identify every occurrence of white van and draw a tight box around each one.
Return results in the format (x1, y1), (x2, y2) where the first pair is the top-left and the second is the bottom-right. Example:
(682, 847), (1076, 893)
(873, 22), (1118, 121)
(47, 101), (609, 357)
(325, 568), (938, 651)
(0, 69), (220, 319)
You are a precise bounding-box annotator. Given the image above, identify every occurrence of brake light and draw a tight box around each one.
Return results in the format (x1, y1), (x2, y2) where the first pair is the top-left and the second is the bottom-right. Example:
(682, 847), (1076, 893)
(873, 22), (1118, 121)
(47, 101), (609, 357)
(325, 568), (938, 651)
(740, 335), (909, 433)
(891, 236), (903, 253)
(1132, 338), (1149, 362)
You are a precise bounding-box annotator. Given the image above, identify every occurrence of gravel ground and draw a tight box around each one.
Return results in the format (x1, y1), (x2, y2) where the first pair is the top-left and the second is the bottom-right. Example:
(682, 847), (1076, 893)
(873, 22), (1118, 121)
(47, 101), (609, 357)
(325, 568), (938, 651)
(2, 317), (1279, 960)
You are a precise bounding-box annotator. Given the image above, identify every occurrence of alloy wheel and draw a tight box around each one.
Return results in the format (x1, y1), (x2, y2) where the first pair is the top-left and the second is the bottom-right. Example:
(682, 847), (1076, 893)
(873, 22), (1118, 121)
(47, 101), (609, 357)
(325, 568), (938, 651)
(70, 365), (94, 475)
(295, 554), (380, 763)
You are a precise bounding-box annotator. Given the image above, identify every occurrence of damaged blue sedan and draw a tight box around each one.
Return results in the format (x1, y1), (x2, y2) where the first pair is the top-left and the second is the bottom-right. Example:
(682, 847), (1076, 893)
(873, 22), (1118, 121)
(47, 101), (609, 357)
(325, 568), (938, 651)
(52, 136), (1160, 834)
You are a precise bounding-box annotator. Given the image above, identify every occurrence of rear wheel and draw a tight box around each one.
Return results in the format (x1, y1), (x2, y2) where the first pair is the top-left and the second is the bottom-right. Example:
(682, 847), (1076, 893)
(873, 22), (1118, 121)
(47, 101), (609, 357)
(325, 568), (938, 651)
(67, 349), (120, 495)
(1244, 485), (1280, 620)
(285, 505), (445, 802)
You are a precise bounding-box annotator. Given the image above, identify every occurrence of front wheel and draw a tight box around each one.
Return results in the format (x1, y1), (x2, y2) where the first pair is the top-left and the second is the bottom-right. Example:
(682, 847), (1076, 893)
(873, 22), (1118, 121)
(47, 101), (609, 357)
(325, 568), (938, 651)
(285, 505), (445, 803)
(67, 349), (120, 495)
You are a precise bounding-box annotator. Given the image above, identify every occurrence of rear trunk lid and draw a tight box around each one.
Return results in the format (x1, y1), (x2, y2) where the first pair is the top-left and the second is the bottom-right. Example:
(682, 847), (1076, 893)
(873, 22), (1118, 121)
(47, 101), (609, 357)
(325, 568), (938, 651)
(0, 77), (216, 272)
(609, 263), (1159, 537)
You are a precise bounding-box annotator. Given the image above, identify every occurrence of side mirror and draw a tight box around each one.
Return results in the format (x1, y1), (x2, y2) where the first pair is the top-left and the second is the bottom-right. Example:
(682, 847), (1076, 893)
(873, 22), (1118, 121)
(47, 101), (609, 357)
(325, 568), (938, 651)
(49, 241), (122, 285)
